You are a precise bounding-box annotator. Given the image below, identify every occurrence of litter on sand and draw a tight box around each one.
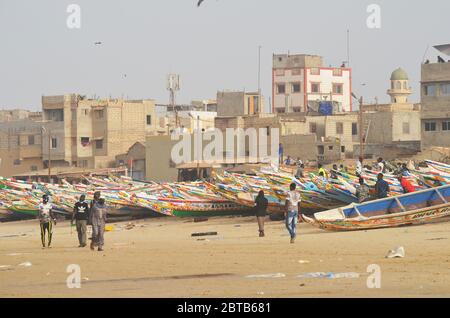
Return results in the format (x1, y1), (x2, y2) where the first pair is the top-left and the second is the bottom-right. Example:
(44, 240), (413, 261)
(297, 272), (360, 279)
(0, 265), (12, 269)
(246, 273), (286, 279)
(298, 260), (310, 264)
(386, 246), (405, 258)
(18, 262), (32, 267)
(191, 232), (218, 237)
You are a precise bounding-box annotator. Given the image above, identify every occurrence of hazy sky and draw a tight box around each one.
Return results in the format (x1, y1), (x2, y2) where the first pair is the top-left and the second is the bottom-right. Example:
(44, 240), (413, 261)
(1, 0), (449, 111)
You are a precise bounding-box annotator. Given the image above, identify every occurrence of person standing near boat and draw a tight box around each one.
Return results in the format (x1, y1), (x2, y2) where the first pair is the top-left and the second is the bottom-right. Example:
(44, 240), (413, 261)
(356, 157), (364, 176)
(375, 173), (390, 199)
(285, 183), (302, 244)
(318, 164), (328, 179)
(38, 194), (56, 249)
(90, 198), (108, 252)
(254, 190), (268, 237)
(89, 191), (101, 249)
(398, 175), (416, 194)
(355, 177), (370, 203)
(295, 163), (305, 179)
(71, 194), (89, 248)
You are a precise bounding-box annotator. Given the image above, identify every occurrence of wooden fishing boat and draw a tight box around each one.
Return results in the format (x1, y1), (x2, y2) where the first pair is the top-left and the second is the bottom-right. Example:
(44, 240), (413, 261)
(302, 185), (450, 231)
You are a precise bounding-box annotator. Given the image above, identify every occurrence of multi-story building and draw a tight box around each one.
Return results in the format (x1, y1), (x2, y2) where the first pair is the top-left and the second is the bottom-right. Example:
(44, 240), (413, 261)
(41, 94), (157, 169)
(0, 120), (44, 177)
(0, 109), (42, 122)
(272, 54), (352, 113)
(421, 59), (450, 149)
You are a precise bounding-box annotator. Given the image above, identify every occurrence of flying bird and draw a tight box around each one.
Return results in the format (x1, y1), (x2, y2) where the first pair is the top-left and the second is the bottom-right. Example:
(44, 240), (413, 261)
(94, 42), (102, 45)
(197, 0), (205, 7)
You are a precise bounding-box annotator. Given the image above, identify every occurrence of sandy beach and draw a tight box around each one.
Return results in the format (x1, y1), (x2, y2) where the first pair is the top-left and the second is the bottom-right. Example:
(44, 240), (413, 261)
(1, 216), (450, 298)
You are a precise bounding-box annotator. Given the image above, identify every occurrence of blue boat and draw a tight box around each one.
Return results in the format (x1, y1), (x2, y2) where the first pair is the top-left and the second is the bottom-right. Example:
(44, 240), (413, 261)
(302, 185), (450, 231)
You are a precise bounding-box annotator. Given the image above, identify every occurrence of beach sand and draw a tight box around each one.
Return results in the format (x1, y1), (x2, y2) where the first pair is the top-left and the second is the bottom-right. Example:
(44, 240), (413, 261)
(1, 216), (449, 298)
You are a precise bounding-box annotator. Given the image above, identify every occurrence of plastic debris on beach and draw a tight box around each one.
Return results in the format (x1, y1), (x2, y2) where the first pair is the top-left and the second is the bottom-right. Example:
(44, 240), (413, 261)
(386, 246), (405, 258)
(0, 265), (12, 270)
(297, 272), (360, 279)
(257, 292), (265, 295)
(18, 262), (32, 267)
(246, 273), (286, 279)
(298, 260), (310, 264)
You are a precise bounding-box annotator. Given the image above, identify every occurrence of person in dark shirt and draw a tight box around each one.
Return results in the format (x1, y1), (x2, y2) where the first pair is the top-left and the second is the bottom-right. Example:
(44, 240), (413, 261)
(375, 173), (390, 199)
(72, 194), (89, 247)
(254, 190), (269, 237)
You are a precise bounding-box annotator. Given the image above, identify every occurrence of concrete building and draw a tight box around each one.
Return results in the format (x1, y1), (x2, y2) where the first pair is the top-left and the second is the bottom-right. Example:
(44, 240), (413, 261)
(0, 120), (44, 177)
(157, 111), (217, 135)
(0, 109), (42, 122)
(421, 60), (450, 149)
(272, 54), (352, 113)
(41, 94), (157, 170)
(217, 91), (264, 117)
(358, 68), (422, 159)
(115, 142), (146, 181)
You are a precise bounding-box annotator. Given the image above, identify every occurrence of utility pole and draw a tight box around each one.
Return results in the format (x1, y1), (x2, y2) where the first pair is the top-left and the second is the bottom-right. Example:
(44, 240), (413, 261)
(358, 96), (364, 159)
(48, 131), (51, 182)
(258, 45), (262, 113)
(196, 115), (201, 180)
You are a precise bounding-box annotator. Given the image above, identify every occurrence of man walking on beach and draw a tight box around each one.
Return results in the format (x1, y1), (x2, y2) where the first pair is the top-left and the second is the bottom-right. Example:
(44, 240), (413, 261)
(72, 194), (89, 247)
(254, 190), (268, 237)
(375, 173), (390, 199)
(89, 191), (101, 248)
(285, 183), (301, 244)
(90, 198), (108, 251)
(38, 194), (56, 249)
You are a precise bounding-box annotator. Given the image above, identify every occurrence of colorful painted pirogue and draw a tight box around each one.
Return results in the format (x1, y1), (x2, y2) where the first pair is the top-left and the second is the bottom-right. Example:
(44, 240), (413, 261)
(1, 160), (450, 222)
(302, 185), (450, 231)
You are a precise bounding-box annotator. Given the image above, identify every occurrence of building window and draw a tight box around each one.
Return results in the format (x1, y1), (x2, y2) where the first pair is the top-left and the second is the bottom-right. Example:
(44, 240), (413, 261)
(95, 109), (104, 119)
(28, 135), (35, 145)
(424, 84), (437, 96)
(276, 108), (286, 114)
(277, 84), (286, 94)
(84, 109), (89, 116)
(291, 69), (301, 76)
(425, 122), (437, 132)
(442, 83), (450, 96)
(336, 122), (344, 134)
(333, 69), (343, 76)
(81, 137), (90, 147)
(95, 140), (103, 149)
(275, 69), (285, 76)
(13, 159), (21, 166)
(403, 122), (410, 134)
(318, 145), (324, 155)
(31, 165), (38, 171)
(310, 68), (320, 75)
(341, 146), (346, 153)
(293, 107), (302, 113)
(442, 121), (450, 131)
(352, 123), (358, 136)
(311, 83), (320, 93)
(328, 146), (334, 151)
(291, 83), (301, 93)
(51, 138), (57, 149)
(147, 115), (152, 125)
(333, 83), (343, 95)
(310, 123), (317, 133)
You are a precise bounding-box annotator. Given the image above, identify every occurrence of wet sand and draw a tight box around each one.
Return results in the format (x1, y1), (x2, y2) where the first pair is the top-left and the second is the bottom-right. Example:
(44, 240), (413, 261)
(1, 216), (450, 298)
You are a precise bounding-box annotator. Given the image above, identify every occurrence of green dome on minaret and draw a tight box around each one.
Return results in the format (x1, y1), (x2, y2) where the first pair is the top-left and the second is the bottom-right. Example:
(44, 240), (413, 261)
(390, 68), (409, 81)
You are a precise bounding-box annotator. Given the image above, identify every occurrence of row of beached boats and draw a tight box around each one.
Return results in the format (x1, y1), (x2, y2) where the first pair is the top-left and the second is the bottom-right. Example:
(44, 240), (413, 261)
(1, 160), (450, 231)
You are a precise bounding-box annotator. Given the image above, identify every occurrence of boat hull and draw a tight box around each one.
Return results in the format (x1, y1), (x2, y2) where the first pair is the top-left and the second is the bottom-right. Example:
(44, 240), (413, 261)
(302, 205), (450, 231)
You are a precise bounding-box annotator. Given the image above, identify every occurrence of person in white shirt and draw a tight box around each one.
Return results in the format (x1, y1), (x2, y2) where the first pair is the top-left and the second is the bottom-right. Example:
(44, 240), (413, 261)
(38, 194), (56, 248)
(356, 156), (364, 176)
(285, 183), (302, 244)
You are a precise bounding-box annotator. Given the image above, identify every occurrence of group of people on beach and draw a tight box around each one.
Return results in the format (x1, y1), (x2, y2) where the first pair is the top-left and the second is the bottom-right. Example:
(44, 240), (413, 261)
(254, 182), (302, 244)
(38, 191), (108, 251)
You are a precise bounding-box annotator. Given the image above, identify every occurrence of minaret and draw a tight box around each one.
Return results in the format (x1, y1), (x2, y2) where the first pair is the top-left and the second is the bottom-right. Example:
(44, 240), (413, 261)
(387, 68), (412, 104)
